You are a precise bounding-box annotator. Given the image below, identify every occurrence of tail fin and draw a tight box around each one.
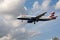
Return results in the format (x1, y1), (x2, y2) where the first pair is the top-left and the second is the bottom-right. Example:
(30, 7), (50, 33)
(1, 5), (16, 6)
(49, 12), (57, 19)
(49, 12), (55, 17)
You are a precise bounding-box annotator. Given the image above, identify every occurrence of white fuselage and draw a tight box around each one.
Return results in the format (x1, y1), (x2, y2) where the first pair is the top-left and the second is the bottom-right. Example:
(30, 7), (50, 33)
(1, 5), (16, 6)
(17, 15), (50, 19)
(17, 12), (57, 24)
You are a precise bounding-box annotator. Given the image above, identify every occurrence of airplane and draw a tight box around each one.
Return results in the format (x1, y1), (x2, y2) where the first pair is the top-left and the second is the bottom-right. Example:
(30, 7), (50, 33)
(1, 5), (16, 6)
(17, 12), (57, 24)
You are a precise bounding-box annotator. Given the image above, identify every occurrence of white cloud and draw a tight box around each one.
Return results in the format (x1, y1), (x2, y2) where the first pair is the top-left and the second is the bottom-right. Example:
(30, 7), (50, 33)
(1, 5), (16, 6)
(0, 0), (40, 40)
(24, 7), (28, 11)
(30, 1), (41, 15)
(28, 31), (40, 37)
(33, 0), (51, 11)
(41, 0), (51, 11)
(27, 0), (60, 40)
(0, 28), (40, 40)
(0, 0), (59, 40)
(3, 15), (13, 20)
(0, 17), (12, 38)
(0, 0), (26, 17)
(0, 0), (25, 11)
(0, 34), (11, 40)
(30, 0), (51, 15)
(55, 0), (60, 10)
(32, 1), (40, 10)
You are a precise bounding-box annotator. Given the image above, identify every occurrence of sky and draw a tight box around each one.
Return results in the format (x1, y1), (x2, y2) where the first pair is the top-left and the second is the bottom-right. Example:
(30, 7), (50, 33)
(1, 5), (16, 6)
(0, 0), (60, 40)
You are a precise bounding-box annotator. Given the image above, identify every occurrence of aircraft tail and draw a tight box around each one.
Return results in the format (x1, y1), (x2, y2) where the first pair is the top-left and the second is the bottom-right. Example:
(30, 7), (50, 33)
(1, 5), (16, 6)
(49, 12), (55, 17)
(49, 12), (57, 19)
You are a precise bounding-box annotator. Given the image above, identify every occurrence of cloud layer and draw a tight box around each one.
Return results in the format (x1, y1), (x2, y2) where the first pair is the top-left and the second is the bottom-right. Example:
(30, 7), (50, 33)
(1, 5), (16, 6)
(55, 0), (60, 10)
(0, 0), (40, 40)
(0, 0), (60, 40)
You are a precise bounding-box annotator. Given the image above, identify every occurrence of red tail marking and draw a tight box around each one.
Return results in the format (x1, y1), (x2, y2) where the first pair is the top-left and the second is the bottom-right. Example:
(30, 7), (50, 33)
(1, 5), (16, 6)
(49, 12), (57, 19)
(50, 12), (55, 17)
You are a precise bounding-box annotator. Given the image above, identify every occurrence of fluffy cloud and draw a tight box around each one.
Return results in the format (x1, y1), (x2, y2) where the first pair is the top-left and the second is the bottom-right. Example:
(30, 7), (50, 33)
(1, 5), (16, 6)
(0, 29), (40, 40)
(28, 0), (60, 40)
(29, 1), (41, 15)
(1, 0), (59, 40)
(33, 0), (51, 10)
(55, 0), (60, 10)
(0, 0), (26, 27)
(41, 0), (51, 11)
(0, 0), (40, 40)
(30, 0), (51, 15)
(0, 0), (26, 17)
(32, 1), (40, 10)
(0, 17), (11, 38)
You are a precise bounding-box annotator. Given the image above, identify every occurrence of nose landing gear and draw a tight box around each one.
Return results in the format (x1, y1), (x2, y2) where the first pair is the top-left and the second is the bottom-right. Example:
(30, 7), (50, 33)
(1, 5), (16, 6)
(21, 20), (23, 22)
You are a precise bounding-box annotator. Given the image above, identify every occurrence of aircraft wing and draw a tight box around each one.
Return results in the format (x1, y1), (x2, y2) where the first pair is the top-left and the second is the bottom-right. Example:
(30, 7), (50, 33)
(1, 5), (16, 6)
(17, 12), (47, 20)
(35, 12), (47, 19)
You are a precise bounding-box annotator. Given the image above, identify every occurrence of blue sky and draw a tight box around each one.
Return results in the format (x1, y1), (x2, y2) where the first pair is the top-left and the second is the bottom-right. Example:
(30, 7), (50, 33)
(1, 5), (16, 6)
(25, 0), (43, 9)
(24, 0), (60, 40)
(25, 0), (58, 9)
(0, 0), (60, 40)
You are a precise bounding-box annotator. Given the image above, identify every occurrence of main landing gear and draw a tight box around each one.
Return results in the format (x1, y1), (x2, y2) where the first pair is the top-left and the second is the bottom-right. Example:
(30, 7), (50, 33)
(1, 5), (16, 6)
(34, 21), (35, 24)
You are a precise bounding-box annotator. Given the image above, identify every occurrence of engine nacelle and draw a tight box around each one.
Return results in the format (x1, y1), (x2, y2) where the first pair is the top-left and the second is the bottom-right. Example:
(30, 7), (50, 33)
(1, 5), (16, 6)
(27, 20), (33, 23)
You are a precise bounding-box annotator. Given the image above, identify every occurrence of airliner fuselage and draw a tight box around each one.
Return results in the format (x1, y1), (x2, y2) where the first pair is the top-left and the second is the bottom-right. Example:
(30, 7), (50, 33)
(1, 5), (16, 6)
(17, 12), (57, 24)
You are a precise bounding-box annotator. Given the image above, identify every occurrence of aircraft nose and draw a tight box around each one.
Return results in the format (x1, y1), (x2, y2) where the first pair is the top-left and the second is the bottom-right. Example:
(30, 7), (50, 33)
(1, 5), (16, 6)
(17, 18), (20, 19)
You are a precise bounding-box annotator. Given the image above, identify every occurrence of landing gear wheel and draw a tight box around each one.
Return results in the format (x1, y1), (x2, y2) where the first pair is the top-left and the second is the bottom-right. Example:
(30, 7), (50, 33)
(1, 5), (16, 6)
(34, 21), (35, 24)
(22, 20), (23, 22)
(37, 20), (38, 22)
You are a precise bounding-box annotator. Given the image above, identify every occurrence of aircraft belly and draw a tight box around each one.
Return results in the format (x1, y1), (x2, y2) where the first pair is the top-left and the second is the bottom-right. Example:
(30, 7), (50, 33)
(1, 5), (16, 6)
(17, 18), (31, 20)
(27, 20), (33, 23)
